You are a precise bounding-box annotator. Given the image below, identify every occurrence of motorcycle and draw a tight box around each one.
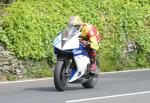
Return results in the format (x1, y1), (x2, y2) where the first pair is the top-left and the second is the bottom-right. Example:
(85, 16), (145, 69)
(53, 24), (99, 91)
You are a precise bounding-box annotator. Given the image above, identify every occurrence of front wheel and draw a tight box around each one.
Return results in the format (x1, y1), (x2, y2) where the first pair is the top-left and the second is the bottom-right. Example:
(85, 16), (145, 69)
(54, 60), (68, 91)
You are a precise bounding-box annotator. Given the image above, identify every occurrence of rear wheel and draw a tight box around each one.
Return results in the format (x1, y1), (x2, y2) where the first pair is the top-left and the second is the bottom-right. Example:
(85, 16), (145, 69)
(82, 67), (99, 88)
(54, 60), (69, 91)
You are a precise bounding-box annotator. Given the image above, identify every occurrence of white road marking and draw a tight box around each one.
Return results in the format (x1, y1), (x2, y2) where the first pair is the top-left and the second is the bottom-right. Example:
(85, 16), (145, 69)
(101, 68), (150, 75)
(0, 77), (52, 84)
(0, 68), (149, 84)
(65, 91), (150, 103)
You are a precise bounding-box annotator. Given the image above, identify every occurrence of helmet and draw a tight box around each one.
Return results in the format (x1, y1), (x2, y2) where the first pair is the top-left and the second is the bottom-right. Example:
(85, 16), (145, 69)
(69, 16), (82, 25)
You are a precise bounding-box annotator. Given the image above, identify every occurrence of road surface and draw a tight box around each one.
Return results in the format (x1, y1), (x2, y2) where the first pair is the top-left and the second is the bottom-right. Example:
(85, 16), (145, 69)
(0, 69), (150, 103)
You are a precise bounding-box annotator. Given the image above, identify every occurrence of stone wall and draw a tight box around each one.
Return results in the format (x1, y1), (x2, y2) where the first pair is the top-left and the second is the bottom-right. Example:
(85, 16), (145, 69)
(0, 43), (25, 79)
(0, 43), (51, 81)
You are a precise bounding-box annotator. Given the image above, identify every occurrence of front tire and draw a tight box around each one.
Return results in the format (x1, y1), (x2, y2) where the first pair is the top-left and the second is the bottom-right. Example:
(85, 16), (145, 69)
(54, 60), (68, 91)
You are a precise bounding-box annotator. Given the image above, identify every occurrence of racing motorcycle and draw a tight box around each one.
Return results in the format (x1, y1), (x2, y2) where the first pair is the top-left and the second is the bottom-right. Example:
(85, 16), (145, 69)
(53, 24), (99, 91)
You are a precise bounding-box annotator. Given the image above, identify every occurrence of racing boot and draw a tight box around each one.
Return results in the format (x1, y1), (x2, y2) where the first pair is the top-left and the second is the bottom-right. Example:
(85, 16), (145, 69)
(89, 58), (97, 74)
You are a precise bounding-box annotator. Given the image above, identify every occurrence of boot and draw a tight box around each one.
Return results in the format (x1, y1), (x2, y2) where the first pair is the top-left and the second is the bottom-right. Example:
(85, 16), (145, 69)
(89, 58), (97, 73)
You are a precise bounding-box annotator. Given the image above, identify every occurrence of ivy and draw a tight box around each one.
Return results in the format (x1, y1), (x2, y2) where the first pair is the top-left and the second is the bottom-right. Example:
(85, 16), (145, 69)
(0, 0), (150, 70)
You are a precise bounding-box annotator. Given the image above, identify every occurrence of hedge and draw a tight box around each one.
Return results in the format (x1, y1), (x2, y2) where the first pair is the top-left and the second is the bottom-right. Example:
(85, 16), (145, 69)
(0, 0), (150, 71)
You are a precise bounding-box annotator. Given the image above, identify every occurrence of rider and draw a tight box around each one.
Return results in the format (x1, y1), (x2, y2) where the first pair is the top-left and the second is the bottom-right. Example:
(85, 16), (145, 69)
(69, 16), (102, 73)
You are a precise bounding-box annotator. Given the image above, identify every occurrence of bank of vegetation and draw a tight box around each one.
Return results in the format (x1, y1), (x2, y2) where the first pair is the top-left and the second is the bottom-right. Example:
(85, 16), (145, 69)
(0, 0), (150, 80)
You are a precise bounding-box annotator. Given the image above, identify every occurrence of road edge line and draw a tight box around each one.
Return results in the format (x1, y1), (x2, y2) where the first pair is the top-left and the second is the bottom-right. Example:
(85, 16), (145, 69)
(101, 68), (150, 74)
(0, 77), (52, 84)
(0, 68), (149, 84)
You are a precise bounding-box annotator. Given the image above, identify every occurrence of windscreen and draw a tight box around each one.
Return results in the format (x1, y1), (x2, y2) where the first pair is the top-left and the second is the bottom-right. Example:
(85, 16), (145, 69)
(62, 25), (80, 40)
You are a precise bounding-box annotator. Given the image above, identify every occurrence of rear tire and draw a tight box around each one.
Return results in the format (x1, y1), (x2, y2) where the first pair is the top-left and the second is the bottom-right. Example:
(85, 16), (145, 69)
(82, 67), (99, 88)
(54, 60), (68, 91)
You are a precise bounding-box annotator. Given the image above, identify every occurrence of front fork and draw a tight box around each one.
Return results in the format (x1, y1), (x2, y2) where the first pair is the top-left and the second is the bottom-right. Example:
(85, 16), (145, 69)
(55, 53), (73, 74)
(64, 59), (72, 77)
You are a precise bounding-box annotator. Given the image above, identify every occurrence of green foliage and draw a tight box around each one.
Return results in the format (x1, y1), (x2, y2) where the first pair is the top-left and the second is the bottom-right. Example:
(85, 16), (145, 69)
(6, 73), (17, 81)
(97, 0), (150, 71)
(25, 63), (53, 78)
(0, 0), (150, 71)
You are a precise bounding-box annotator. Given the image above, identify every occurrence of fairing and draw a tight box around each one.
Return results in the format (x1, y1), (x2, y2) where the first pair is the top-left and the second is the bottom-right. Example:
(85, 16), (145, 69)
(53, 25), (90, 82)
(53, 25), (80, 50)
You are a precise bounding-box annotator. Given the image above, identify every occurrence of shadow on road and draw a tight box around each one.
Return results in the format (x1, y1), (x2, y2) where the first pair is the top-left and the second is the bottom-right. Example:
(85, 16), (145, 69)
(25, 87), (56, 92)
(24, 86), (85, 92)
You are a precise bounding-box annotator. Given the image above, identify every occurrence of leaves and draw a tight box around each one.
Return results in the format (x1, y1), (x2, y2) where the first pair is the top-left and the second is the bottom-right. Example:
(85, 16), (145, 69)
(0, 0), (150, 70)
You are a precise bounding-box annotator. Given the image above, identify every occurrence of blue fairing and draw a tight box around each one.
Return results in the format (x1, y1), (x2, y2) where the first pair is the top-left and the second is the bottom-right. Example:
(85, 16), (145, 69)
(54, 47), (73, 57)
(54, 44), (89, 57)
(69, 68), (77, 80)
(72, 44), (89, 57)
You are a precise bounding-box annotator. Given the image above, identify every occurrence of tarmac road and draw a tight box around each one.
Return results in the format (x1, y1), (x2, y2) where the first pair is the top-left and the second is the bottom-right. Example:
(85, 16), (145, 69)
(0, 69), (150, 103)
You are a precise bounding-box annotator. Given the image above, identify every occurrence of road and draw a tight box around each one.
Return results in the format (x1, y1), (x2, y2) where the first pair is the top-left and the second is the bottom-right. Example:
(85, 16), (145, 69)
(0, 69), (150, 103)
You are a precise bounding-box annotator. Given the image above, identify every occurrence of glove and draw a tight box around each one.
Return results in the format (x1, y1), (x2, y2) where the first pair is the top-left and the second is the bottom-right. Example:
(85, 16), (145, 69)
(81, 40), (90, 48)
(90, 42), (99, 50)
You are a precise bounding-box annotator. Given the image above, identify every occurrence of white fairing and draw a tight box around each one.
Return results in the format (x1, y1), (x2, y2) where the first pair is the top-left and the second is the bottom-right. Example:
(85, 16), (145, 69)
(62, 33), (80, 50)
(53, 29), (90, 82)
(53, 32), (80, 50)
(53, 33), (62, 49)
(69, 55), (90, 82)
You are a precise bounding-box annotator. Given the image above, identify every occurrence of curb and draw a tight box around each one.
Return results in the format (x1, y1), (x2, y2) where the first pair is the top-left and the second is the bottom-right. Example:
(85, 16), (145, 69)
(0, 68), (150, 84)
